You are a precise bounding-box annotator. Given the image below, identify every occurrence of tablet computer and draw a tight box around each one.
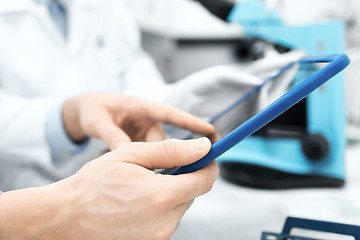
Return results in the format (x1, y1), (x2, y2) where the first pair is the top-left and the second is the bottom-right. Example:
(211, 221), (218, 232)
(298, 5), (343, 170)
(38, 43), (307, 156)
(170, 53), (350, 175)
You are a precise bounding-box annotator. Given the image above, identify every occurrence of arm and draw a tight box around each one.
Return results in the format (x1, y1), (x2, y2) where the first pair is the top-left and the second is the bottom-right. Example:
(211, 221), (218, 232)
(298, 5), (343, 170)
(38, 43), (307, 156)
(0, 90), (88, 164)
(46, 101), (90, 161)
(0, 90), (59, 163)
(0, 138), (219, 240)
(0, 91), (216, 160)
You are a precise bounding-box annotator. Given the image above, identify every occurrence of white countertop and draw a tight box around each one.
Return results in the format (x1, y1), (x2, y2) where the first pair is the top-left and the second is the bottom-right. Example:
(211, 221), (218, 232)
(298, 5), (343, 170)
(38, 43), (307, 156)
(172, 142), (360, 239)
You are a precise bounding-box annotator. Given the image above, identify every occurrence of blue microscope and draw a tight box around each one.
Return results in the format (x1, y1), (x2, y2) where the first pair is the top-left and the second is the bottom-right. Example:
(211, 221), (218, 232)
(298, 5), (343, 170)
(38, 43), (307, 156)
(203, 0), (346, 188)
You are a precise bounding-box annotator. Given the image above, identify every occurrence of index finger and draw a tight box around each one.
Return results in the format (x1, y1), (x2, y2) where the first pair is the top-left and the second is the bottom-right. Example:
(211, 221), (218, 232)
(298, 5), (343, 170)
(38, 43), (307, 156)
(157, 160), (219, 204)
(138, 100), (215, 136)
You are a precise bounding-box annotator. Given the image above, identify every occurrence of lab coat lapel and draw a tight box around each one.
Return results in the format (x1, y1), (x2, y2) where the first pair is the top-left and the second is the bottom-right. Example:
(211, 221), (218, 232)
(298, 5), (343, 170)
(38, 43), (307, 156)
(32, 3), (67, 46)
(0, 0), (67, 46)
(0, 0), (101, 54)
(66, 0), (101, 55)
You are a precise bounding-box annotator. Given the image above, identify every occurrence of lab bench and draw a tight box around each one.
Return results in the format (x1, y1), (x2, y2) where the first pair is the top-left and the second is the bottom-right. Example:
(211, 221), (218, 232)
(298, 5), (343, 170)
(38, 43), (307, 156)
(172, 142), (360, 240)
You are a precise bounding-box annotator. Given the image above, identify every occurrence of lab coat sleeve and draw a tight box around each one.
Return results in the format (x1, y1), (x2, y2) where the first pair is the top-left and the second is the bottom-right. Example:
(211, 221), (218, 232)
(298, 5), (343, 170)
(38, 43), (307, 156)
(0, 90), (59, 167)
(46, 101), (89, 162)
(161, 49), (307, 118)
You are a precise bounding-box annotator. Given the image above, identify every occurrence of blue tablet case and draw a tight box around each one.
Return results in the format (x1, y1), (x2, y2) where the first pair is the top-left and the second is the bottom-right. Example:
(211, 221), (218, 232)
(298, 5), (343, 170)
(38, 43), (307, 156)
(172, 54), (350, 175)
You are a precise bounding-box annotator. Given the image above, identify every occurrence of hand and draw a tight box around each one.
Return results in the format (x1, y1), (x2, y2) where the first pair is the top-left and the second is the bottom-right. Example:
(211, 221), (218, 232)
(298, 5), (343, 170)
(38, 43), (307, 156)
(62, 93), (216, 149)
(164, 50), (307, 119)
(0, 138), (219, 240)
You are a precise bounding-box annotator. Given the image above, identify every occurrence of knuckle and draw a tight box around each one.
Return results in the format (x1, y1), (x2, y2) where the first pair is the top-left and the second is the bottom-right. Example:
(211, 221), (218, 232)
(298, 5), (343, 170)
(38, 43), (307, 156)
(162, 139), (179, 160)
(152, 193), (174, 210)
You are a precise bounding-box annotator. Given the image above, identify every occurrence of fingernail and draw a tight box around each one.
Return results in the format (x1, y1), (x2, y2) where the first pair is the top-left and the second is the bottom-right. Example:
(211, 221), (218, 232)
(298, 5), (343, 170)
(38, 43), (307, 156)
(190, 137), (211, 152)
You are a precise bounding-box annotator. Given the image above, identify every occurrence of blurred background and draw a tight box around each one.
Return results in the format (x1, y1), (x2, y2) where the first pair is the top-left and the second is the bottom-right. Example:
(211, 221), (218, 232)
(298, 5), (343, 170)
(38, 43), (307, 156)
(121, 1), (360, 239)
(123, 0), (360, 140)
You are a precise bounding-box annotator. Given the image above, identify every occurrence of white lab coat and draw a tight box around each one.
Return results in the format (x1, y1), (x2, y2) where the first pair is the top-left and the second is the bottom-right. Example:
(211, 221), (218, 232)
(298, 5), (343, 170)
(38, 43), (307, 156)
(0, 0), (165, 190)
(0, 0), (303, 190)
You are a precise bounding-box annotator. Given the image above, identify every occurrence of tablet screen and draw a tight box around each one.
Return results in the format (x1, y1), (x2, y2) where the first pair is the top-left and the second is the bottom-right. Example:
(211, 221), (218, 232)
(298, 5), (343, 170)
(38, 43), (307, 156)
(181, 61), (320, 141)
(158, 61), (320, 175)
(211, 62), (319, 139)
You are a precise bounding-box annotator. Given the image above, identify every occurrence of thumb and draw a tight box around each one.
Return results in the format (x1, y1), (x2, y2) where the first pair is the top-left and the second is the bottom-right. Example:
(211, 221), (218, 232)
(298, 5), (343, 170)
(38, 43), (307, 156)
(115, 137), (212, 170)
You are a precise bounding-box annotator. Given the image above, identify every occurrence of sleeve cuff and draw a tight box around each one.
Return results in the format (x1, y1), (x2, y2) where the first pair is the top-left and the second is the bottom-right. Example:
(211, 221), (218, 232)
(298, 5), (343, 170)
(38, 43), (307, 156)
(46, 101), (89, 161)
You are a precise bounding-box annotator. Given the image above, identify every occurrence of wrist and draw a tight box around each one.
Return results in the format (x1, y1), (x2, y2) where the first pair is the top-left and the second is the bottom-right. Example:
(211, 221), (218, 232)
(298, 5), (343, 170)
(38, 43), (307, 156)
(62, 97), (86, 142)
